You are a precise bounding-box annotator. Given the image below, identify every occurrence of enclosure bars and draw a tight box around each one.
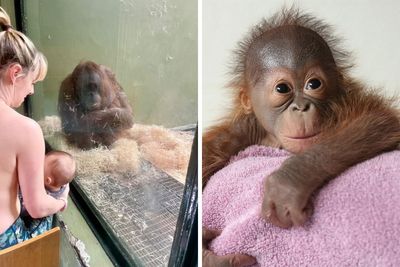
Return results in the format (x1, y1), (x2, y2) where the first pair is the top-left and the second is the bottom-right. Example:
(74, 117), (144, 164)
(168, 129), (198, 267)
(71, 129), (199, 267)
(69, 181), (140, 266)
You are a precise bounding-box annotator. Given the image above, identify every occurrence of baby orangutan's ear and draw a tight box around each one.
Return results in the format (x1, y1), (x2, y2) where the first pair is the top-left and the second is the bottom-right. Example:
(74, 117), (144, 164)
(239, 88), (252, 114)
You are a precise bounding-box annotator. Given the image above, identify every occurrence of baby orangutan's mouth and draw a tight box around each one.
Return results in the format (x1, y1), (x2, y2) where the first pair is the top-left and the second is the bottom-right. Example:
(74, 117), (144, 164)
(280, 132), (321, 153)
(285, 132), (320, 140)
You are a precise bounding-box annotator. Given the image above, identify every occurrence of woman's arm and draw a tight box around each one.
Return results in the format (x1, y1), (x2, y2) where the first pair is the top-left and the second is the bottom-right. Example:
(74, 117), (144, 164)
(17, 118), (65, 218)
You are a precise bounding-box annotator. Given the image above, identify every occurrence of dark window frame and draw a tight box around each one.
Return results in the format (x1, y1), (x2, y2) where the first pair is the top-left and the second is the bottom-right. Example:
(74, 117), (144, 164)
(15, 1), (198, 266)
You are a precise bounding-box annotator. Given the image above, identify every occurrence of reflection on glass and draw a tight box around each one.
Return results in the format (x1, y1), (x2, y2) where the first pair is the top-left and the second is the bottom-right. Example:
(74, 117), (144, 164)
(24, 0), (197, 265)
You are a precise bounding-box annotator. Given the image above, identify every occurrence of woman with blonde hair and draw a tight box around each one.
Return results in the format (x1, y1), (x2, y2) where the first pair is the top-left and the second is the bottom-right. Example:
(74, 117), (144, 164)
(0, 7), (68, 249)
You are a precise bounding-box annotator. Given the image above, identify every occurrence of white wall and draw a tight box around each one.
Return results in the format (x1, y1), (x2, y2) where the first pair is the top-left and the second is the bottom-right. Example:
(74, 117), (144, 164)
(202, 0), (400, 129)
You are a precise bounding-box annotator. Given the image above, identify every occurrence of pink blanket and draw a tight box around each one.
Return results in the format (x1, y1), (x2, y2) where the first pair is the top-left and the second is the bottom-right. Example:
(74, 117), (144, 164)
(203, 146), (400, 266)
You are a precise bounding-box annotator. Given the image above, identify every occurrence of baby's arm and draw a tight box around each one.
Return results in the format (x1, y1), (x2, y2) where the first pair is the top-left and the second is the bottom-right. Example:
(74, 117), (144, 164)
(17, 119), (65, 218)
(47, 184), (70, 211)
(58, 184), (69, 211)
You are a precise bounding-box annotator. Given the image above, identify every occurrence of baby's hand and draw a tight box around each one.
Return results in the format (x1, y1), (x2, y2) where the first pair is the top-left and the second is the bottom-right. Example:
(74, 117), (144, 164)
(59, 184), (70, 211)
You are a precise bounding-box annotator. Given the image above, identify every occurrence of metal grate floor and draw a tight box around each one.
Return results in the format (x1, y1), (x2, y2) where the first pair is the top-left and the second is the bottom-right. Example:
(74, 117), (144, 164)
(74, 159), (184, 266)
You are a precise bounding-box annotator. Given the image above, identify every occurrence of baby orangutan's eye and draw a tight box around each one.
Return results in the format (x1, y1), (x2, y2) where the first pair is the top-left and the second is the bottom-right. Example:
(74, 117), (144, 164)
(275, 83), (291, 94)
(306, 79), (322, 90)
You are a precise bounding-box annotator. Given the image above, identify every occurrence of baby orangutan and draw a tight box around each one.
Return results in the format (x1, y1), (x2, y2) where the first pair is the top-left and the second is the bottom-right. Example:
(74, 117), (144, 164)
(203, 7), (400, 232)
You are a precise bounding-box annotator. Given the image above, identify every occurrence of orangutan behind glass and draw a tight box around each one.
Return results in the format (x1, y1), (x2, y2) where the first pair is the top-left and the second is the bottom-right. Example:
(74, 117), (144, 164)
(58, 61), (134, 150)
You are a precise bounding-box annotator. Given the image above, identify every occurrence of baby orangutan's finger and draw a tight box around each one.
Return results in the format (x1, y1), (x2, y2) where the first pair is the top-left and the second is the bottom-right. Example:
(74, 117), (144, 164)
(219, 253), (257, 267)
(202, 227), (257, 267)
(274, 204), (293, 229)
(290, 200), (314, 227)
(261, 199), (292, 229)
(289, 207), (308, 227)
(203, 250), (256, 267)
(202, 228), (221, 244)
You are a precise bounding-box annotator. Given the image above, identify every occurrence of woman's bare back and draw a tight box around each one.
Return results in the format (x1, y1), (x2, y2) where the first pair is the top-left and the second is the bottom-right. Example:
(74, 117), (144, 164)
(0, 104), (29, 232)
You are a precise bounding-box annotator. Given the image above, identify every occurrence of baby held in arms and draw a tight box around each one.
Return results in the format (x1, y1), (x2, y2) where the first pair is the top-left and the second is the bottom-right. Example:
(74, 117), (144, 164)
(43, 150), (76, 201)
(21, 150), (76, 223)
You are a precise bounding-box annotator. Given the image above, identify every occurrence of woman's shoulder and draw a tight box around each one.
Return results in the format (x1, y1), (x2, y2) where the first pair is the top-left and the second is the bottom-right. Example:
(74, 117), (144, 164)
(0, 109), (43, 154)
(17, 115), (42, 133)
(4, 109), (42, 136)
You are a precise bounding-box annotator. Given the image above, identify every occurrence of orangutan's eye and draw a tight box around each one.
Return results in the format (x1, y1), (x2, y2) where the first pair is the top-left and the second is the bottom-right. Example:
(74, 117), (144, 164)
(306, 79), (322, 90)
(275, 83), (291, 94)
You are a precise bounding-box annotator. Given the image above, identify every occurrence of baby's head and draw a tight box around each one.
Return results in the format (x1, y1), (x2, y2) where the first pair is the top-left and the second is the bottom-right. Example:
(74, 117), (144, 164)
(44, 150), (76, 191)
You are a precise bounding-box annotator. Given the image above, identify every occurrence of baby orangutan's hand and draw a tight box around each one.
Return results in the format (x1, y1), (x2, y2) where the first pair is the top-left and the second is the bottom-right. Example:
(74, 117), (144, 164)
(202, 228), (256, 267)
(261, 170), (314, 228)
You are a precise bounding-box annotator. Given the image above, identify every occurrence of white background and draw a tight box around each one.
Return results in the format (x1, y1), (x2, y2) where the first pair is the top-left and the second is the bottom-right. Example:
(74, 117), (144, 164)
(202, 0), (400, 129)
